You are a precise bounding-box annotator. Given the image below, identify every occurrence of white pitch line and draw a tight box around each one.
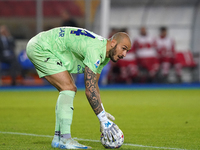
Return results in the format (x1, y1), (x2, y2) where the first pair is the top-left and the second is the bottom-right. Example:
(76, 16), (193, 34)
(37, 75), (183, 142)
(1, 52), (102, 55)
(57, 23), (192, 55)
(0, 131), (187, 150)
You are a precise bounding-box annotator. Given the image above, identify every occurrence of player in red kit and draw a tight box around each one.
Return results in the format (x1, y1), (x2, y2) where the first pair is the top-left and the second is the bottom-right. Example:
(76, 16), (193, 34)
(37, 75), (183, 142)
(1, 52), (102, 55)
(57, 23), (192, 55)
(114, 47), (138, 84)
(155, 26), (182, 83)
(132, 27), (159, 83)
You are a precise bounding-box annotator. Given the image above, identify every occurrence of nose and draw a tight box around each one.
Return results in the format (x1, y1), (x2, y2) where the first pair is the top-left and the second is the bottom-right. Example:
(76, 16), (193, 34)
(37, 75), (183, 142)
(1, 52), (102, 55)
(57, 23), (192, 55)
(123, 51), (127, 57)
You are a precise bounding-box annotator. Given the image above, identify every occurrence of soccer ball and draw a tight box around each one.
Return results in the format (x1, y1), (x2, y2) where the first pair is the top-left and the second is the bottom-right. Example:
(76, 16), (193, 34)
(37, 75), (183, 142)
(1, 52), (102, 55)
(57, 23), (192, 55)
(100, 129), (124, 149)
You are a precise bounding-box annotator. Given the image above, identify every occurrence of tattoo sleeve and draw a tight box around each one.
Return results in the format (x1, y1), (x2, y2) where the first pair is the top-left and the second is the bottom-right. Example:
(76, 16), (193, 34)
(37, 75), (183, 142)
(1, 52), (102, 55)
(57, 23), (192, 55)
(84, 66), (103, 115)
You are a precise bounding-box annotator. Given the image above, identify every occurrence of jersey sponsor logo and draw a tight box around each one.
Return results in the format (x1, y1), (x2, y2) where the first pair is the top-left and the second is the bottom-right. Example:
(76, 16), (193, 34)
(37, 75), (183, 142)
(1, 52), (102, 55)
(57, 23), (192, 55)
(59, 28), (65, 37)
(94, 59), (100, 68)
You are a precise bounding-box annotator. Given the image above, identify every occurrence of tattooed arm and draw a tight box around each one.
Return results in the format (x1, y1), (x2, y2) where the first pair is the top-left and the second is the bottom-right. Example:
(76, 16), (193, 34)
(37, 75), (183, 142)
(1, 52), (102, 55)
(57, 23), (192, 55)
(84, 66), (117, 135)
(96, 73), (101, 95)
(84, 66), (103, 115)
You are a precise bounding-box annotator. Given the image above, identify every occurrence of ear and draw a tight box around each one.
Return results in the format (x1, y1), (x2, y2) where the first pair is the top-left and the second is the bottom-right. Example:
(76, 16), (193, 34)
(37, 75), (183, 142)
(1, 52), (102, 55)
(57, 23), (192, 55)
(111, 39), (117, 48)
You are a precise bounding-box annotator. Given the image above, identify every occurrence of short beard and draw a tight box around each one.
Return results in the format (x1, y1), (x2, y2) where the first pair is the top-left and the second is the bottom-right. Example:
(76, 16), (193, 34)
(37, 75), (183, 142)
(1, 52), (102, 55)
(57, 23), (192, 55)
(109, 44), (117, 62)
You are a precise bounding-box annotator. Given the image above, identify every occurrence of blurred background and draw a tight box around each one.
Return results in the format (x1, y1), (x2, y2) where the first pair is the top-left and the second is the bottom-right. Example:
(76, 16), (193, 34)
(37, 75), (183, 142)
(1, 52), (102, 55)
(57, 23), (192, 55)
(0, 0), (199, 86)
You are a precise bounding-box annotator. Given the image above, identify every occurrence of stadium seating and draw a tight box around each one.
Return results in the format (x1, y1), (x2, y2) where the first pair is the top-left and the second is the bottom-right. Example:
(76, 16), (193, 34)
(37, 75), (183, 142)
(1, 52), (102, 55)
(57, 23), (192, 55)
(18, 50), (35, 70)
(0, 50), (46, 86)
(0, 62), (10, 71)
(175, 51), (197, 83)
(176, 51), (197, 68)
(0, 1), (82, 17)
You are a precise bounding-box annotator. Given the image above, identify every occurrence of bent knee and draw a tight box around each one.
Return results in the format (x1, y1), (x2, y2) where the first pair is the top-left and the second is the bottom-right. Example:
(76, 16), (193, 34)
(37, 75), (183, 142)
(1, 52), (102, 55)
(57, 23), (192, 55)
(68, 85), (77, 93)
(44, 71), (77, 92)
(59, 84), (77, 92)
(45, 77), (77, 92)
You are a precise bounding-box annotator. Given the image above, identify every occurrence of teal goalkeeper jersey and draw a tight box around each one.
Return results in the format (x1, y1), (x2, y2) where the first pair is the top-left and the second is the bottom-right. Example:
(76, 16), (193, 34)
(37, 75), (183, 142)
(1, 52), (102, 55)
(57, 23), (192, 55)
(35, 27), (110, 74)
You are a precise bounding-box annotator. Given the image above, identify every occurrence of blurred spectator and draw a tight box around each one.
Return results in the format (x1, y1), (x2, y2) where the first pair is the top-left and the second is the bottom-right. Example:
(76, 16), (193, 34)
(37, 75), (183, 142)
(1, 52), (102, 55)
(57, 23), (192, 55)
(60, 9), (78, 27)
(155, 26), (182, 83)
(0, 25), (21, 86)
(115, 48), (138, 84)
(132, 27), (159, 83)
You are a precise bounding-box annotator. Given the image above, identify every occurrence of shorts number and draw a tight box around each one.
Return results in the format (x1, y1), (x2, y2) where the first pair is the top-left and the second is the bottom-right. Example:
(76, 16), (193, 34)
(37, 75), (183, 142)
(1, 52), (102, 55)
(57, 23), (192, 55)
(70, 29), (95, 39)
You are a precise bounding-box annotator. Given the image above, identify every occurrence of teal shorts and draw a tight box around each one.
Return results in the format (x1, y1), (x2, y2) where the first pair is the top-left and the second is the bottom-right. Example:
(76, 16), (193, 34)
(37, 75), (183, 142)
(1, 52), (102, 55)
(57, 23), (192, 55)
(26, 37), (67, 78)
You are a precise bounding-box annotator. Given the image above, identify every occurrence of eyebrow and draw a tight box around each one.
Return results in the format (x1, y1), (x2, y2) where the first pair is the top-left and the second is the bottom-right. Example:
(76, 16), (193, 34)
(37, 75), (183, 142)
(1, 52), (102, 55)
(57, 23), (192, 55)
(123, 45), (128, 49)
(123, 45), (131, 51)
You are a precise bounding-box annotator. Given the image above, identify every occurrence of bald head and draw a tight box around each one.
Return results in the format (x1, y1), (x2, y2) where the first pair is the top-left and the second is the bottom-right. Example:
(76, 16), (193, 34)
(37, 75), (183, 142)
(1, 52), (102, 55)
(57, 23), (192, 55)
(106, 32), (132, 62)
(110, 32), (131, 45)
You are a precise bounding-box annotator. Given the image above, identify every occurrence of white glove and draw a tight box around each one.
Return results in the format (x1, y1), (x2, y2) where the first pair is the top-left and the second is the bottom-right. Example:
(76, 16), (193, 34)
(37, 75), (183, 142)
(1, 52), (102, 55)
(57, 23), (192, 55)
(98, 111), (119, 142)
(105, 112), (115, 121)
(100, 111), (115, 132)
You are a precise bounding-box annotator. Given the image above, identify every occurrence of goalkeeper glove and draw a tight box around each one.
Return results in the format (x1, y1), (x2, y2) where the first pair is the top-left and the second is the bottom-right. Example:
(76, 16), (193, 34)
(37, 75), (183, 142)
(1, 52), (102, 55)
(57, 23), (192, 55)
(97, 110), (119, 142)
(105, 112), (115, 121)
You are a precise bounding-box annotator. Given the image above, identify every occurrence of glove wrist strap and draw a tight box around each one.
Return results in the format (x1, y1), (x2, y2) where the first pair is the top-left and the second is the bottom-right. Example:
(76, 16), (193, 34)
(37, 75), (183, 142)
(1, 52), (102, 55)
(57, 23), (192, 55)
(97, 110), (107, 122)
(101, 103), (105, 111)
(97, 103), (108, 122)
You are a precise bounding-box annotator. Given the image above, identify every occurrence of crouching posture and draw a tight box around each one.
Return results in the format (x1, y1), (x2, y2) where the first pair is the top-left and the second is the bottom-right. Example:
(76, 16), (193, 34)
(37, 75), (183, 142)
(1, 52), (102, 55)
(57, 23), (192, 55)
(26, 27), (131, 149)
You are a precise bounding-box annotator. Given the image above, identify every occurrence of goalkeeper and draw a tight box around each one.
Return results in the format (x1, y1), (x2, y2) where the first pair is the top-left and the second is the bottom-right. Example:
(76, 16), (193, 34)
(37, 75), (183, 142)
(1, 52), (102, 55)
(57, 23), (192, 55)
(26, 27), (131, 149)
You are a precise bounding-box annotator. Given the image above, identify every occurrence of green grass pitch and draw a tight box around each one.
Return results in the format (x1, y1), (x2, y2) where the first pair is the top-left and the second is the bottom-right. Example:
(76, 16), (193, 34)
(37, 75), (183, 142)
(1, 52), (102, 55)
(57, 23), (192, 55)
(0, 89), (200, 150)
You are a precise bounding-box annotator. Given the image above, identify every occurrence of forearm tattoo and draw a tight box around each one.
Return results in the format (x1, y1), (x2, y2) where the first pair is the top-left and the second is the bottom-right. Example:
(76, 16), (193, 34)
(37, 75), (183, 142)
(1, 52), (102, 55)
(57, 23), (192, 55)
(84, 66), (102, 115)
